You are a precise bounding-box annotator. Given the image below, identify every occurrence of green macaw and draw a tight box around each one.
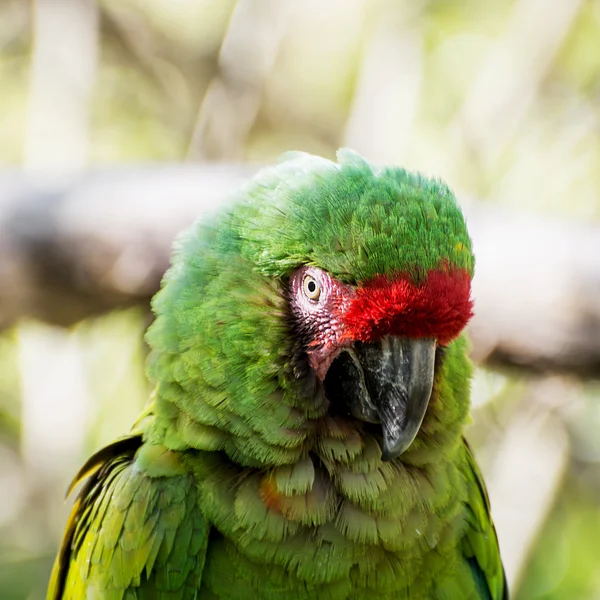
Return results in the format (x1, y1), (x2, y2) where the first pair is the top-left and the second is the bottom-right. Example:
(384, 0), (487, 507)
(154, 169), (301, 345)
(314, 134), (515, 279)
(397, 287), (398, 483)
(48, 149), (507, 599)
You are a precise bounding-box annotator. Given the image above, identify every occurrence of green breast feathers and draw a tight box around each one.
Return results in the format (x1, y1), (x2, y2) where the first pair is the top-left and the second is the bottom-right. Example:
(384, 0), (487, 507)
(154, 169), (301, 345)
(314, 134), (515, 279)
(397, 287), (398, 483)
(48, 149), (507, 600)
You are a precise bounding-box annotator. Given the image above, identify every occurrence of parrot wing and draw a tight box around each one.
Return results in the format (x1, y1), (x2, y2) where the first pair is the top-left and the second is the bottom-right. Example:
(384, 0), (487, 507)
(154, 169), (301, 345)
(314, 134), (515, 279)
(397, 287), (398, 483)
(47, 434), (209, 600)
(460, 439), (509, 600)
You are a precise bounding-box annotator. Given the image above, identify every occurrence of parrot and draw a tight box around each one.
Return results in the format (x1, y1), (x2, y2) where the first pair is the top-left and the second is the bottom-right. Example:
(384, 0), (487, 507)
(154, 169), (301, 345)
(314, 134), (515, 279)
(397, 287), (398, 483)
(47, 149), (507, 599)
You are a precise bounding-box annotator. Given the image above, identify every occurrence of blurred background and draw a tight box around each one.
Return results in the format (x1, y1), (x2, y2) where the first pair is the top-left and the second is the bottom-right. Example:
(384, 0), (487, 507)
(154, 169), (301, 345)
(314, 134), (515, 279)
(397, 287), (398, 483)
(1, 0), (600, 598)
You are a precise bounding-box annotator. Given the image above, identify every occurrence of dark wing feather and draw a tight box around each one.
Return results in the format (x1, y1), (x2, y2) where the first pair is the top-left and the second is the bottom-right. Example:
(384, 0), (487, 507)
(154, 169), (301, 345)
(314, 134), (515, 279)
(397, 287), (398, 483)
(460, 439), (509, 599)
(47, 435), (209, 600)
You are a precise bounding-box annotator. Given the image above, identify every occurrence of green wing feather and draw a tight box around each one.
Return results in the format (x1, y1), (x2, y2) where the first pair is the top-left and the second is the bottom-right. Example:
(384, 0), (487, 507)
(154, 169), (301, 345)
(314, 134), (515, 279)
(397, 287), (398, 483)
(460, 440), (508, 599)
(47, 435), (209, 600)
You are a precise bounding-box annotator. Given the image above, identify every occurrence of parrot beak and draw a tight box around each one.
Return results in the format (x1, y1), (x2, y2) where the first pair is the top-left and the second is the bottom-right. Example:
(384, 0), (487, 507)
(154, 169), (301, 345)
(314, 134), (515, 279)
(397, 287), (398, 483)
(324, 336), (436, 461)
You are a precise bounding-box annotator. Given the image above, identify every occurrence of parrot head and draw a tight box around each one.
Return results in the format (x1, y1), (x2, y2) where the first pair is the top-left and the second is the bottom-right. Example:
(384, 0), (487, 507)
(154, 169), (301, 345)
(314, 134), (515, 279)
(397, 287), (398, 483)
(147, 149), (474, 465)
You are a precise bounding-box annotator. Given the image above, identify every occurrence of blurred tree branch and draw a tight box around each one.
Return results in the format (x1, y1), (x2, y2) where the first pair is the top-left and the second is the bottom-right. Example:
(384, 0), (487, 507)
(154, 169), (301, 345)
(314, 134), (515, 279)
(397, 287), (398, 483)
(1, 166), (600, 378)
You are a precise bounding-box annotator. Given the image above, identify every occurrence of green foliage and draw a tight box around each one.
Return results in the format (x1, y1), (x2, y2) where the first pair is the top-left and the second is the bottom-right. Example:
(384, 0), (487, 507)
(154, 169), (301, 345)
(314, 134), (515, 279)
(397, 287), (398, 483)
(517, 475), (600, 600)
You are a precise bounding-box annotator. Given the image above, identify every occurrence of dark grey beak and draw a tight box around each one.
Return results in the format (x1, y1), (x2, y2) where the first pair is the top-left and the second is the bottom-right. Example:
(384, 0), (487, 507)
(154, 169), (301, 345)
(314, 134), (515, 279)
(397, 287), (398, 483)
(324, 336), (436, 461)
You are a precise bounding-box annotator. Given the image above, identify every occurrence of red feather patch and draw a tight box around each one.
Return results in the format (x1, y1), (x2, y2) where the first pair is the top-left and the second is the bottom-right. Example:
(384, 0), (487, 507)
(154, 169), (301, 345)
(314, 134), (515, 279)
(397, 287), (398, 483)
(342, 269), (473, 345)
(259, 476), (284, 513)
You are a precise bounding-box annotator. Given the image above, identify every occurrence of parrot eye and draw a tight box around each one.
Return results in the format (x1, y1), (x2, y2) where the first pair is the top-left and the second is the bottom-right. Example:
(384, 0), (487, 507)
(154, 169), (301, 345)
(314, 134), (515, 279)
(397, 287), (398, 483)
(302, 275), (321, 301)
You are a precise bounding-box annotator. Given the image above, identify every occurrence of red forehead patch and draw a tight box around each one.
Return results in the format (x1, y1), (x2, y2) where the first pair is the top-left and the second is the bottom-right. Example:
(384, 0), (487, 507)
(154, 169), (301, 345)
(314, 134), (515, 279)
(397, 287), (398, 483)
(342, 269), (473, 345)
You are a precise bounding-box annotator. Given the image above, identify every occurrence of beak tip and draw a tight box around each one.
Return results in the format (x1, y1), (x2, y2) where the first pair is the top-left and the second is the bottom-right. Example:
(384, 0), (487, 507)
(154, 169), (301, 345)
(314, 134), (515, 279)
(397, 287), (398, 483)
(381, 448), (396, 462)
(381, 436), (412, 462)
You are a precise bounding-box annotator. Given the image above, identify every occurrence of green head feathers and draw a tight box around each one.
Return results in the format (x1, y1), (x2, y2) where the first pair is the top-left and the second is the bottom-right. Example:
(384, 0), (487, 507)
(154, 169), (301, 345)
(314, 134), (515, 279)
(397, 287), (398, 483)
(234, 148), (473, 283)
